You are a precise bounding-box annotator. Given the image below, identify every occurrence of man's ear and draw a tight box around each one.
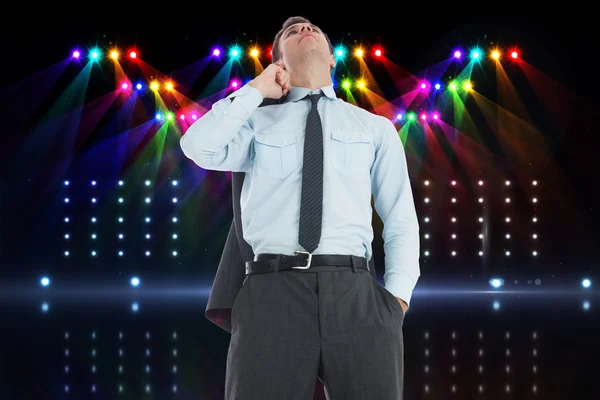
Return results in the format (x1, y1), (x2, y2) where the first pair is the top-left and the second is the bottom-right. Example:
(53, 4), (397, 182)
(329, 54), (336, 69)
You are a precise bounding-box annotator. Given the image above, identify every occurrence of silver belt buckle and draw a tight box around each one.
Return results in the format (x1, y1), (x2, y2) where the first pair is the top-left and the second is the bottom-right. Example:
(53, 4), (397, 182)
(292, 251), (312, 269)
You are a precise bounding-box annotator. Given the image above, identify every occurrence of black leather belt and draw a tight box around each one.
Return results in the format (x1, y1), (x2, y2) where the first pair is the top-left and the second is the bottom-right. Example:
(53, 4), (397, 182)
(245, 252), (369, 275)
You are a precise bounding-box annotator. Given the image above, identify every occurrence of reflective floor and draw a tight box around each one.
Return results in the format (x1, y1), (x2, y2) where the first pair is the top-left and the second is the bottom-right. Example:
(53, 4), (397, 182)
(1, 283), (598, 400)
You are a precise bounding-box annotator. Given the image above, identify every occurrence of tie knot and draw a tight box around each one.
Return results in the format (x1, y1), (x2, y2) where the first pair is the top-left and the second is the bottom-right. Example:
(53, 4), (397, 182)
(306, 92), (325, 105)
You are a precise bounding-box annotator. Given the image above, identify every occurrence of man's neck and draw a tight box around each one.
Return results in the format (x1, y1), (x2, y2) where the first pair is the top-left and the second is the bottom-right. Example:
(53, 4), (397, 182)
(289, 63), (331, 91)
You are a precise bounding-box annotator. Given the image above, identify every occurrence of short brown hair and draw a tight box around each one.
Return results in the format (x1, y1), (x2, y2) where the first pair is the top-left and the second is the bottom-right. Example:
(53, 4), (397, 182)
(271, 16), (334, 68)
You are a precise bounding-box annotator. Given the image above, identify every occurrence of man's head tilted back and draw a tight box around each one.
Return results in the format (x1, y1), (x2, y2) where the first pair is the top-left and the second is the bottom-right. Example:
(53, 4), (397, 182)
(271, 16), (336, 74)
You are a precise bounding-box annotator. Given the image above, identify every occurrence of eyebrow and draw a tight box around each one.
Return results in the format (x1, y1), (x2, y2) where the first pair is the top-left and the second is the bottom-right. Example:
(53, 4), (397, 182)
(283, 23), (321, 36)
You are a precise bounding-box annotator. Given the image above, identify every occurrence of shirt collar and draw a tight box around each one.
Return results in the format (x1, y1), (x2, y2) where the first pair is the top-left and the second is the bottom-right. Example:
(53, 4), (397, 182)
(285, 84), (337, 102)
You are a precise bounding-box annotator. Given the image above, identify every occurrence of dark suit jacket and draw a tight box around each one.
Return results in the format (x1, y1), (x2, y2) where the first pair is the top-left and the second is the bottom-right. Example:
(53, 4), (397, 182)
(203, 97), (378, 334)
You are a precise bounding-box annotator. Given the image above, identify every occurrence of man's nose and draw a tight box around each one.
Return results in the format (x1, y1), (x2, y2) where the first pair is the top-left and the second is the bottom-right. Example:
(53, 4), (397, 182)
(298, 24), (314, 33)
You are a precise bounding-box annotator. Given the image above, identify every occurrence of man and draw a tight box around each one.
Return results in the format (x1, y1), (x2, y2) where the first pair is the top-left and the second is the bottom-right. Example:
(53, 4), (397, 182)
(180, 16), (420, 400)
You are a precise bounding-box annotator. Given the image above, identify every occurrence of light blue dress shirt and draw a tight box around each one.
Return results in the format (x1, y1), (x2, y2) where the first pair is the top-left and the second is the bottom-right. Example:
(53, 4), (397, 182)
(180, 83), (420, 306)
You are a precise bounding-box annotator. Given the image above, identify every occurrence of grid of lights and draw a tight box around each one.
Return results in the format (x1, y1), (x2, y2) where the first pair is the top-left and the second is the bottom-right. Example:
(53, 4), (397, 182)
(420, 179), (540, 259)
(55, 330), (181, 394)
(61, 180), (180, 258)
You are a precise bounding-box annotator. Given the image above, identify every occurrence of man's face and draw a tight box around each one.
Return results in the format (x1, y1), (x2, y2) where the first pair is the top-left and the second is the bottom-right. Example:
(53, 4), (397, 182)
(278, 22), (334, 70)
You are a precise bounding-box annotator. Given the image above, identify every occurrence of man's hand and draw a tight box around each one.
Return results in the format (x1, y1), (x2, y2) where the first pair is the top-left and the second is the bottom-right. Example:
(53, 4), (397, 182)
(248, 60), (291, 99)
(396, 297), (408, 315)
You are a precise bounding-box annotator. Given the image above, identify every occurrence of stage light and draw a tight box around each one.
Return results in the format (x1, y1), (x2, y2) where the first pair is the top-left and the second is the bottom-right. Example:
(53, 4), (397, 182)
(165, 81), (174, 91)
(432, 112), (440, 120)
(491, 50), (500, 59)
(463, 81), (472, 91)
(453, 50), (461, 58)
(354, 48), (364, 58)
(191, 113), (198, 120)
(434, 83), (441, 90)
(419, 81), (428, 90)
(334, 46), (345, 58)
(356, 79), (365, 89)
(489, 277), (504, 288)
(136, 83), (143, 90)
(511, 50), (519, 59)
(180, 114), (185, 120)
(90, 49), (100, 60)
(129, 50), (137, 59)
(230, 79), (240, 88)
(155, 113), (162, 120)
(72, 50), (80, 58)
(166, 112), (174, 121)
(449, 81), (457, 91)
(582, 278), (591, 288)
(341, 79), (351, 89)
(230, 46), (241, 58)
(110, 50), (119, 60)
(373, 48), (382, 57)
(212, 48), (221, 56)
(121, 82), (129, 90)
(471, 49), (480, 59)
(150, 81), (159, 91)
(420, 113), (427, 121)
(396, 113), (403, 120)
(40, 277), (50, 286)
(407, 112), (416, 121)
(250, 48), (259, 57)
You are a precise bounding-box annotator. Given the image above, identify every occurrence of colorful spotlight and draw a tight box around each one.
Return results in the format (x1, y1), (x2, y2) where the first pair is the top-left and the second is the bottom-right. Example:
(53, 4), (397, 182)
(110, 50), (119, 60)
(230, 79), (240, 88)
(230, 47), (241, 58)
(166, 112), (174, 121)
(212, 48), (221, 56)
(72, 50), (81, 58)
(434, 83), (441, 90)
(250, 48), (259, 57)
(419, 81), (428, 90)
(155, 113), (162, 120)
(335, 46), (345, 58)
(420, 113), (427, 121)
(356, 79), (366, 89)
(150, 81), (159, 91)
(373, 47), (382, 57)
(121, 82), (129, 90)
(396, 113), (403, 120)
(449, 81), (457, 91)
(89, 49), (100, 60)
(407, 112), (416, 121)
(136, 83), (143, 90)
(511, 50), (519, 59)
(165, 81), (174, 91)
(354, 48), (364, 58)
(470, 49), (481, 60)
(453, 50), (461, 58)
(432, 112), (440, 120)
(463, 81), (472, 91)
(129, 50), (137, 59)
(341, 79), (351, 89)
(491, 50), (500, 59)
(180, 114), (185, 120)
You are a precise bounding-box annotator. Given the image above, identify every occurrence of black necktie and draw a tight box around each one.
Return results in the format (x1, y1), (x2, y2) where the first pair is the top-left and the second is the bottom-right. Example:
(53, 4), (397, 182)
(298, 92), (325, 253)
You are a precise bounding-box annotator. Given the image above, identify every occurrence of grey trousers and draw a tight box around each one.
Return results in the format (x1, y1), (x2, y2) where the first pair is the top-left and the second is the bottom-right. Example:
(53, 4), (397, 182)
(225, 265), (405, 399)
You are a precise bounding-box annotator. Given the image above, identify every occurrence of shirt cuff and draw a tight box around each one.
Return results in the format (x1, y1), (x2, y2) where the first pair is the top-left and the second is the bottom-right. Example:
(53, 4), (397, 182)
(225, 84), (264, 116)
(384, 271), (417, 307)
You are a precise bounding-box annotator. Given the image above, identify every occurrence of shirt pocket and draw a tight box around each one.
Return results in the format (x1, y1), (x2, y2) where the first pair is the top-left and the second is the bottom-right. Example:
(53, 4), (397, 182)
(253, 132), (299, 179)
(330, 130), (374, 176)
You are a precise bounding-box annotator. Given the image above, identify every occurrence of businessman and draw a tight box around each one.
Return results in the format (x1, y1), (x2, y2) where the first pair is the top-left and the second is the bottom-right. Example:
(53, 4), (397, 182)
(180, 16), (420, 400)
